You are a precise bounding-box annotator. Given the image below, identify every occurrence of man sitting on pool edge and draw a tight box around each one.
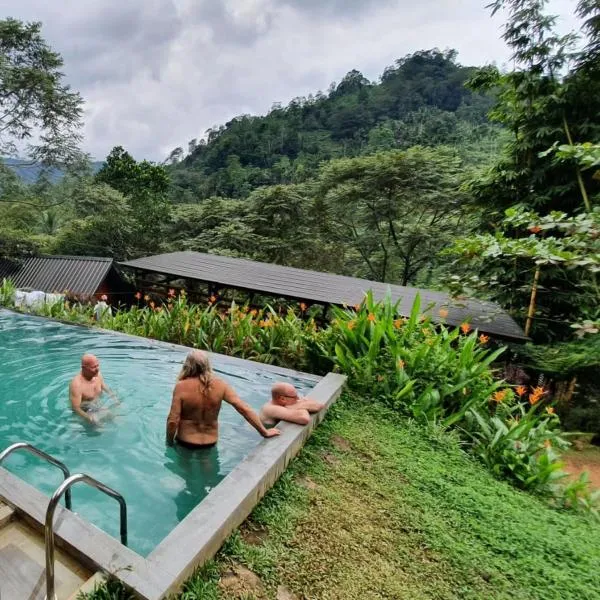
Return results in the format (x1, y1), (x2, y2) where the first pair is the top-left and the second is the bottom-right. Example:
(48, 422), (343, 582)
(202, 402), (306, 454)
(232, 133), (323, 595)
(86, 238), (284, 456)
(69, 353), (120, 425)
(260, 382), (324, 427)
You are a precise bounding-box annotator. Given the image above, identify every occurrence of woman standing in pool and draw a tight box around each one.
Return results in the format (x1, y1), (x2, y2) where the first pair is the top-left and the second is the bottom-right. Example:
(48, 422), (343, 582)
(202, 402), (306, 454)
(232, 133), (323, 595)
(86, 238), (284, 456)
(166, 350), (280, 448)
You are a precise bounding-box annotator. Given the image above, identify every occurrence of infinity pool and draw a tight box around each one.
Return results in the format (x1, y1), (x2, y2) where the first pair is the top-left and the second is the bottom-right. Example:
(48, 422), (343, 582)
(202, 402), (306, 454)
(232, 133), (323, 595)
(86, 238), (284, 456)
(0, 310), (315, 556)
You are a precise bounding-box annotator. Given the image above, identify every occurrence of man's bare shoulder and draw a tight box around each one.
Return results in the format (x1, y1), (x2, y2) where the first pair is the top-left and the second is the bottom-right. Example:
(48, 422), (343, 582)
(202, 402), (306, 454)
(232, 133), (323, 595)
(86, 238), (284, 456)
(69, 374), (82, 391)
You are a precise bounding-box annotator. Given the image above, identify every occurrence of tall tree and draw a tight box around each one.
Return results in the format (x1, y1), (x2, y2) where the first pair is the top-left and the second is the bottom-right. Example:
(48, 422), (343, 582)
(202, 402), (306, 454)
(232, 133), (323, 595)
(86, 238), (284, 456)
(96, 146), (171, 256)
(0, 18), (83, 167)
(319, 147), (469, 285)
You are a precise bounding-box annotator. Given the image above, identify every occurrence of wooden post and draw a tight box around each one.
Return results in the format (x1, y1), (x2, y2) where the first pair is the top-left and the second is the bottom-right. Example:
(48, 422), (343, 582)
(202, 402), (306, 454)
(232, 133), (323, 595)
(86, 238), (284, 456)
(524, 266), (541, 338)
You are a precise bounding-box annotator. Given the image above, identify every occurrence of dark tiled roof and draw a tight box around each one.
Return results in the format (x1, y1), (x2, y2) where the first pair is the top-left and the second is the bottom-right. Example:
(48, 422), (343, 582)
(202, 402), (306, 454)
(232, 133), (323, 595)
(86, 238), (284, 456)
(0, 255), (113, 295)
(120, 251), (527, 341)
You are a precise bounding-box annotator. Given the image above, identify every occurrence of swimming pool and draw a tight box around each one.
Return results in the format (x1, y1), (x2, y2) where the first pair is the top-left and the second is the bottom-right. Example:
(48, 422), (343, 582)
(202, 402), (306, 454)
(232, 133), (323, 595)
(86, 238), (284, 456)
(0, 309), (316, 556)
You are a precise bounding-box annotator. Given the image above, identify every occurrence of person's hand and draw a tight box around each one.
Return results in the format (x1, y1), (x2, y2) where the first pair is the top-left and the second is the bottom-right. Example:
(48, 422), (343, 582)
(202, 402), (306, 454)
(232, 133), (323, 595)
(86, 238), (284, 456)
(264, 428), (281, 438)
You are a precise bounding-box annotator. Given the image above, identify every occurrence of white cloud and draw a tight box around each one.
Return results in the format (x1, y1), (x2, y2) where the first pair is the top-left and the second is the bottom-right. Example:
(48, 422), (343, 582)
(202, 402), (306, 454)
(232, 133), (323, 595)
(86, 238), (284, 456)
(0, 0), (580, 161)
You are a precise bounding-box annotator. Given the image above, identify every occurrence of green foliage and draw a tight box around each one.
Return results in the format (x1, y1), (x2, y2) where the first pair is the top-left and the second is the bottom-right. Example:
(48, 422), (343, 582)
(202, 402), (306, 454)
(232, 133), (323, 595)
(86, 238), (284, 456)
(318, 147), (469, 284)
(95, 146), (171, 256)
(77, 576), (134, 600)
(0, 278), (15, 306)
(0, 18), (83, 166)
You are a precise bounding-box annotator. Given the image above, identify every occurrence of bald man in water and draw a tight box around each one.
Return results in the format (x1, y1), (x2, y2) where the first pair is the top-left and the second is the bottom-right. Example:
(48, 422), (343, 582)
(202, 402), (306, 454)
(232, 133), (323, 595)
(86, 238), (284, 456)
(69, 354), (119, 425)
(260, 382), (324, 426)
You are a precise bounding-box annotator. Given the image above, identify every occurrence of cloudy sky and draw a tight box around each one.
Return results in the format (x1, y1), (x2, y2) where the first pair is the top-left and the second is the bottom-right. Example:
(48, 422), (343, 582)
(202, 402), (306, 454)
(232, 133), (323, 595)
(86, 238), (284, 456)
(1, 0), (579, 162)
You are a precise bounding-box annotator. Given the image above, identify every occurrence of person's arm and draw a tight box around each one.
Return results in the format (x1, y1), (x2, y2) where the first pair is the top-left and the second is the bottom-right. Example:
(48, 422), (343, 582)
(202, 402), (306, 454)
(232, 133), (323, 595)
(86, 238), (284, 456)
(166, 387), (182, 446)
(100, 375), (120, 404)
(224, 385), (280, 437)
(69, 381), (97, 425)
(262, 403), (311, 425)
(294, 398), (324, 413)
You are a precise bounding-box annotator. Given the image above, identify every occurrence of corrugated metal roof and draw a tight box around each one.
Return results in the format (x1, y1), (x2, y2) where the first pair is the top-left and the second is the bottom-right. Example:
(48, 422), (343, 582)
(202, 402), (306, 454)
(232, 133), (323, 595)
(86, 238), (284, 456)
(119, 251), (527, 341)
(0, 255), (113, 295)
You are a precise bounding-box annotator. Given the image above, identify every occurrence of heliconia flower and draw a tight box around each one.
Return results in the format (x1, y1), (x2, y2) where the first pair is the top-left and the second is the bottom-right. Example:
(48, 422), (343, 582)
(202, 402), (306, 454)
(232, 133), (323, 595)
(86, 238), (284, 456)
(546, 406), (555, 415)
(168, 288), (176, 297)
(393, 319), (403, 329)
(367, 313), (376, 322)
(134, 291), (142, 300)
(100, 294), (108, 301)
(438, 308), (449, 319)
(529, 386), (545, 405)
(460, 322), (471, 334)
(144, 295), (150, 302)
(492, 389), (508, 403)
(515, 385), (527, 397)
(250, 309), (258, 317)
(299, 302), (307, 312)
(353, 304), (361, 312)
(529, 225), (542, 234)
(479, 334), (489, 344)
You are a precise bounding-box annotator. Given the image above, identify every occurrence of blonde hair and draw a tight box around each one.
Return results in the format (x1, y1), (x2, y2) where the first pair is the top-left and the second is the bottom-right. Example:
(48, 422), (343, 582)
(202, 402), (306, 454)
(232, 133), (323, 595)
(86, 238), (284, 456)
(178, 350), (212, 388)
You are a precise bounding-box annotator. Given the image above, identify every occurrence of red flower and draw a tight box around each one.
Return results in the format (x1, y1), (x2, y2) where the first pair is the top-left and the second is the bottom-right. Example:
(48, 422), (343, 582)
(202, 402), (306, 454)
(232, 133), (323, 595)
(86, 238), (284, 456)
(460, 322), (471, 334)
(134, 291), (142, 300)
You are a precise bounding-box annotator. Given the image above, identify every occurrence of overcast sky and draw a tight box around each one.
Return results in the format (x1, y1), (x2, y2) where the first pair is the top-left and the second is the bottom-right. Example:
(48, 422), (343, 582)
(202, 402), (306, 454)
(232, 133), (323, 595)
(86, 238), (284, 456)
(0, 0), (579, 162)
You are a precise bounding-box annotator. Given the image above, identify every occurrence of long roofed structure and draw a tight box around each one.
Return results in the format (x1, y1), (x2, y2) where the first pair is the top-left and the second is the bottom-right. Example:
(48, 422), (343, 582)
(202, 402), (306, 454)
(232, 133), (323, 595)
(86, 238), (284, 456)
(119, 251), (527, 341)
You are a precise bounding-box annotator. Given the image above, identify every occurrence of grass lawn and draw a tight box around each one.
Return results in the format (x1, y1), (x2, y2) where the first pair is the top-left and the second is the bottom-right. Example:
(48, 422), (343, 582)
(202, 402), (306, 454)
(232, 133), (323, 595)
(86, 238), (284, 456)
(86, 396), (600, 600)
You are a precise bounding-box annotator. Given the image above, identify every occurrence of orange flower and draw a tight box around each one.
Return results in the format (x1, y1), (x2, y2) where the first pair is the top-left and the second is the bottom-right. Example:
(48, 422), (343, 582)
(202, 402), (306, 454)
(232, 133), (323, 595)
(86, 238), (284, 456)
(393, 319), (403, 329)
(438, 308), (449, 319)
(515, 385), (527, 397)
(250, 309), (258, 317)
(168, 288), (176, 297)
(492, 389), (508, 403)
(209, 295), (217, 304)
(299, 302), (307, 312)
(529, 225), (542, 234)
(546, 406), (555, 415)
(353, 304), (361, 312)
(479, 334), (489, 345)
(529, 386), (545, 405)
(397, 359), (405, 369)
(367, 313), (376, 322)
(134, 291), (142, 300)
(460, 322), (471, 334)
(348, 320), (357, 330)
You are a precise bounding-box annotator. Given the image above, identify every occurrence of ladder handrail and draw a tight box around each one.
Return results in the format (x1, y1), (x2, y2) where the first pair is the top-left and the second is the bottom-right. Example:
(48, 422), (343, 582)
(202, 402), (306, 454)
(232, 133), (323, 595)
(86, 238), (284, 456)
(0, 442), (72, 510)
(45, 473), (127, 600)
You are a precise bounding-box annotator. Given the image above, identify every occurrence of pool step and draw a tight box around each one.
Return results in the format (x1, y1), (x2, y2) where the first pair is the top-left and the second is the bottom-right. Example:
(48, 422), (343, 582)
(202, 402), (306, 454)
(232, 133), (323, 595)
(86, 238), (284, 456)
(0, 516), (91, 600)
(0, 500), (14, 527)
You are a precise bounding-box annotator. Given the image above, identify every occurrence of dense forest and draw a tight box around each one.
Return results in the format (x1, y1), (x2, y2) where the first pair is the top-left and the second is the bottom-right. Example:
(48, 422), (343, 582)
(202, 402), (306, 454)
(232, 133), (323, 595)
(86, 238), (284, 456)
(0, 1), (599, 430)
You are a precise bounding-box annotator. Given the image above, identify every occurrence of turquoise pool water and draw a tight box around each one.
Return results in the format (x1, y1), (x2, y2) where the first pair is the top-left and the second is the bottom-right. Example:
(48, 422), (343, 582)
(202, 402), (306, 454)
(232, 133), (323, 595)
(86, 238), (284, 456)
(0, 310), (316, 556)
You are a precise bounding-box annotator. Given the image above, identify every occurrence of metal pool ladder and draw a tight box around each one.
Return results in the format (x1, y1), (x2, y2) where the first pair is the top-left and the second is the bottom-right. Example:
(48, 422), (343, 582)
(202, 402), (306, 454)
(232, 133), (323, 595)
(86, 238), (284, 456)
(0, 442), (128, 600)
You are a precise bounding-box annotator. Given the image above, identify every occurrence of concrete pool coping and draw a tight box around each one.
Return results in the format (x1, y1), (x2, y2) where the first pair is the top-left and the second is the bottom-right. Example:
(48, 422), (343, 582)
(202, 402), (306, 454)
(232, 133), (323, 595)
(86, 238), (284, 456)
(0, 309), (346, 598)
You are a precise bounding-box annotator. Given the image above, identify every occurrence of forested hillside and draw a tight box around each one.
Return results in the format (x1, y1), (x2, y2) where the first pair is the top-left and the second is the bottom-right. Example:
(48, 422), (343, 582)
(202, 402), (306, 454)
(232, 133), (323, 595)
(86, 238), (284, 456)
(166, 49), (502, 202)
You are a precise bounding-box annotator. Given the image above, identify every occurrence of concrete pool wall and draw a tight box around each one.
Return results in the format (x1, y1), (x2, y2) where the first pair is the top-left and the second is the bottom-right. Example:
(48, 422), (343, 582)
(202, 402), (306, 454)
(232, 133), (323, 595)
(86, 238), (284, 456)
(0, 311), (346, 598)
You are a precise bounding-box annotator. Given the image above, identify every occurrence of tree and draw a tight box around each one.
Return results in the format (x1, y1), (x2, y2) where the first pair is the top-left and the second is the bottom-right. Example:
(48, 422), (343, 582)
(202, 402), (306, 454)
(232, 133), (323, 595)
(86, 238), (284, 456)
(0, 18), (83, 167)
(319, 147), (469, 285)
(96, 146), (171, 256)
(454, 0), (600, 342)
(51, 183), (133, 258)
